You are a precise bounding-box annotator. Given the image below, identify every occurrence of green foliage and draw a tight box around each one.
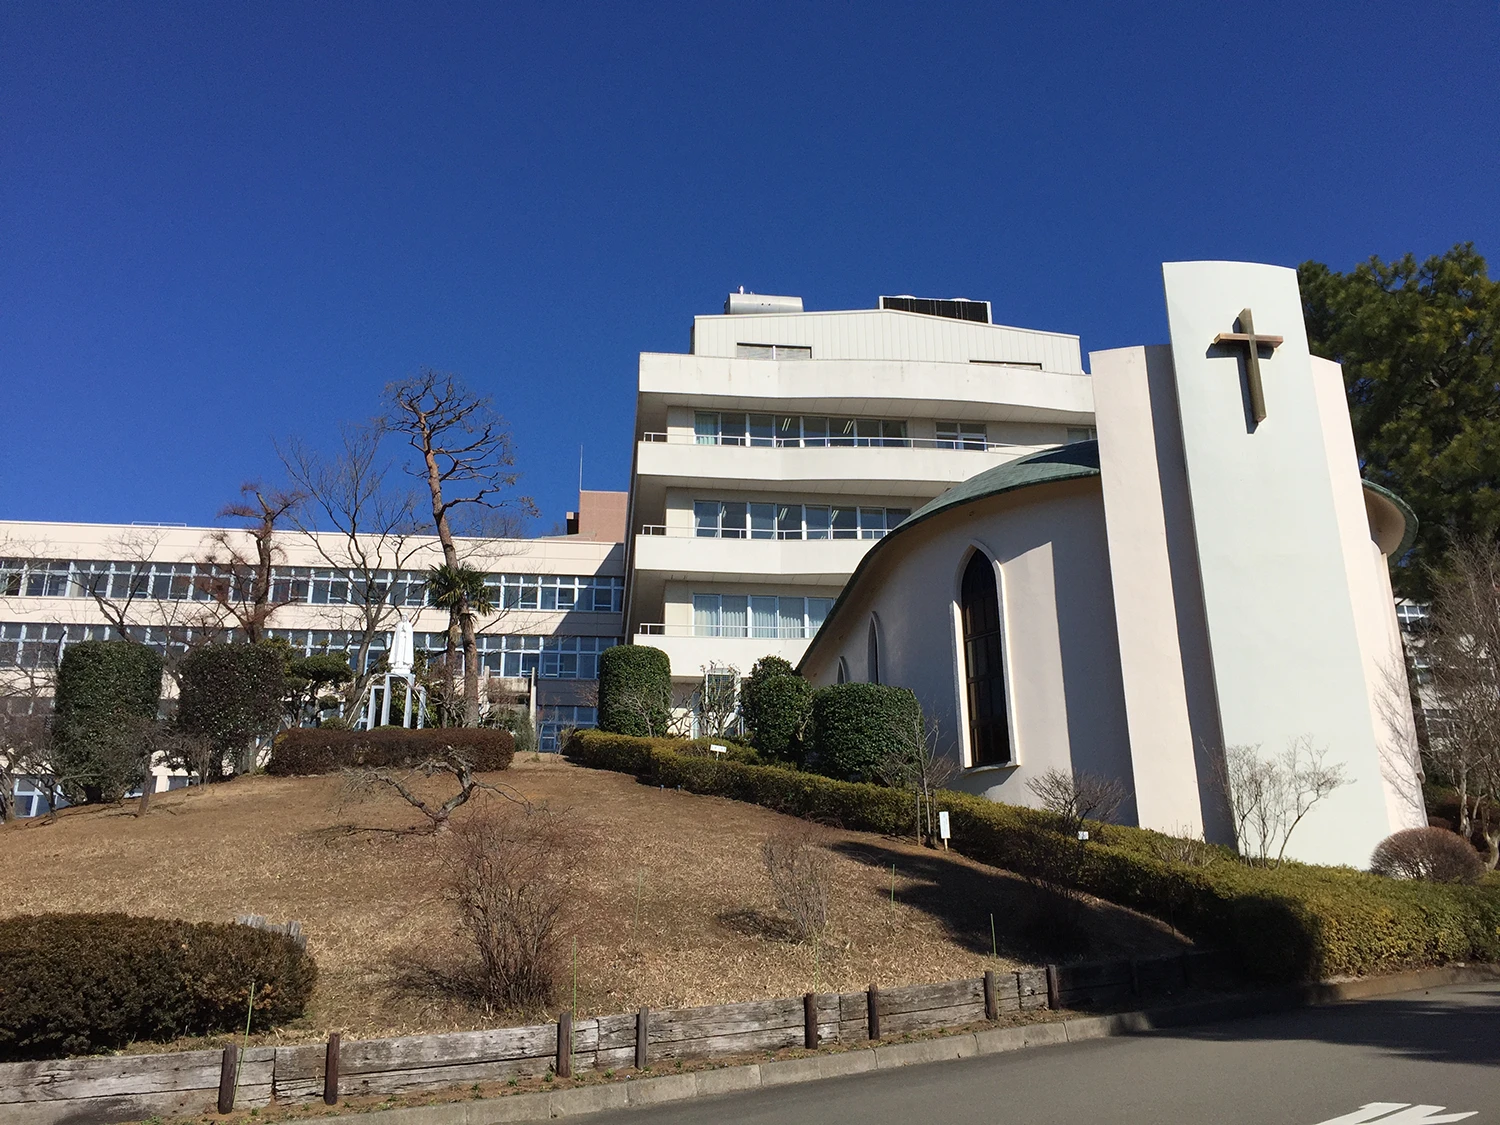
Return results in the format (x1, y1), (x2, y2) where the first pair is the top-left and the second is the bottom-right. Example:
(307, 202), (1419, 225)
(597, 645), (672, 737)
(805, 682), (921, 782)
(486, 707), (537, 755)
(738, 656), (812, 764)
(1300, 244), (1500, 596)
(267, 727), (514, 775)
(51, 641), (162, 804)
(564, 731), (1500, 983)
(0, 912), (316, 1060)
(177, 643), (288, 779)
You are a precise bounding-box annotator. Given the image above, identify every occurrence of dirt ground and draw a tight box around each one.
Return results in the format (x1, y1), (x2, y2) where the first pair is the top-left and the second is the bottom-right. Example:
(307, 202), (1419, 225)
(0, 757), (1190, 1044)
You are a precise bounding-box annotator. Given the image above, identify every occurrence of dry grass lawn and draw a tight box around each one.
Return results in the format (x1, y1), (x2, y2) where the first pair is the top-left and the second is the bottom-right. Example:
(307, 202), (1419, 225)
(0, 757), (1190, 1045)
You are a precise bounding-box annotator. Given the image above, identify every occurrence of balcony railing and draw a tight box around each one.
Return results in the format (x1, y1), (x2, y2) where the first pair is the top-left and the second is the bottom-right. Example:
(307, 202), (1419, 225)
(637, 622), (821, 639)
(638, 525), (891, 541)
(639, 432), (1007, 451)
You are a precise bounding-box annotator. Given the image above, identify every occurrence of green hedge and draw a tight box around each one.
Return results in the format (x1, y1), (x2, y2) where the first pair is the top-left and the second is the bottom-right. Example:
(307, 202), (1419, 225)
(563, 730), (1500, 982)
(806, 682), (922, 782)
(738, 656), (812, 764)
(597, 645), (672, 736)
(178, 643), (287, 778)
(0, 913), (317, 1060)
(52, 640), (163, 803)
(267, 727), (515, 775)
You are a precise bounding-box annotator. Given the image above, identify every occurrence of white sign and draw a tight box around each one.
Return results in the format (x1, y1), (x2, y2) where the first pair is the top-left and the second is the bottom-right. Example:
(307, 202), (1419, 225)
(709, 743), (727, 757)
(1078, 830), (1090, 841)
(938, 811), (950, 840)
(1311, 1104), (1476, 1124)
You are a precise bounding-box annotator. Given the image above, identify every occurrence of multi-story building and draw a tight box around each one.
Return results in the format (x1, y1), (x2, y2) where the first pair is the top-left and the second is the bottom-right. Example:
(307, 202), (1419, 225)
(623, 292), (1097, 702)
(0, 490), (626, 813)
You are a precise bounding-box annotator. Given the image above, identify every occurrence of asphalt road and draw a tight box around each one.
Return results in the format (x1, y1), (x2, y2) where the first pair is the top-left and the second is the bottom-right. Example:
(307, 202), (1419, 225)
(580, 982), (1499, 1125)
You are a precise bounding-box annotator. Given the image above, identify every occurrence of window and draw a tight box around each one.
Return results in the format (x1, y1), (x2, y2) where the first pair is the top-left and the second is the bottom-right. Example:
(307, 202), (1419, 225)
(867, 619), (880, 684)
(736, 343), (812, 360)
(692, 502), (908, 540)
(690, 594), (834, 638)
(538, 706), (598, 751)
(1066, 427), (1098, 444)
(473, 635), (619, 679)
(937, 422), (988, 451)
(960, 552), (1010, 766)
(836, 658), (848, 685)
(489, 574), (623, 613)
(695, 413), (907, 448)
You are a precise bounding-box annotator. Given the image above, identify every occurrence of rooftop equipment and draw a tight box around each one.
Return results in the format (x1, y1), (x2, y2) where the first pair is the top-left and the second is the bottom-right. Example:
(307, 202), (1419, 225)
(880, 295), (992, 324)
(724, 291), (805, 315)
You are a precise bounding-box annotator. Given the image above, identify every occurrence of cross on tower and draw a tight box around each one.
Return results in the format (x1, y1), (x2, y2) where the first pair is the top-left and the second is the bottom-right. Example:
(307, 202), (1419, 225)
(1213, 308), (1283, 425)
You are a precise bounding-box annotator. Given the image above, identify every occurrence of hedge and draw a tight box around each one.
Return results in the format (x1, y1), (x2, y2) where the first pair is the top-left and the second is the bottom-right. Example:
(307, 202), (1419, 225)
(267, 727), (515, 775)
(738, 656), (812, 764)
(564, 730), (1500, 983)
(177, 643), (287, 778)
(0, 913), (317, 1060)
(52, 640), (163, 803)
(806, 682), (922, 781)
(597, 645), (672, 736)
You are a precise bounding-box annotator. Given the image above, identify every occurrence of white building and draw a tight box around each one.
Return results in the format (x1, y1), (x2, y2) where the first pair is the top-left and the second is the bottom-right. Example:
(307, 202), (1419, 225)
(798, 262), (1425, 867)
(0, 491), (626, 813)
(623, 292), (1097, 695)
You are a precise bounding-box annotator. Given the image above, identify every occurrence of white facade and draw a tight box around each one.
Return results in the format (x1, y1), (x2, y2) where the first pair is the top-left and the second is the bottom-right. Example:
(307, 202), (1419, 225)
(624, 296), (1097, 685)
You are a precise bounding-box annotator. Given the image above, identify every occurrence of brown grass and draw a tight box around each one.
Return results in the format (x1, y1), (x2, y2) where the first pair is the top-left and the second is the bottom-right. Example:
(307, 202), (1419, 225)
(0, 757), (1190, 1045)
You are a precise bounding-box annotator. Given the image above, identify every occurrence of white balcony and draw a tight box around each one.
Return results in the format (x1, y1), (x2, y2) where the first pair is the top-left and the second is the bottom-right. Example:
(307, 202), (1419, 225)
(633, 624), (814, 678)
(631, 530), (874, 583)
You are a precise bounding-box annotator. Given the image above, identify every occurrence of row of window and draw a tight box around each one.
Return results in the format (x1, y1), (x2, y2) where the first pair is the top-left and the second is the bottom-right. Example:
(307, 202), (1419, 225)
(0, 559), (623, 613)
(690, 594), (834, 639)
(694, 412), (910, 448)
(538, 705), (598, 751)
(693, 501), (912, 540)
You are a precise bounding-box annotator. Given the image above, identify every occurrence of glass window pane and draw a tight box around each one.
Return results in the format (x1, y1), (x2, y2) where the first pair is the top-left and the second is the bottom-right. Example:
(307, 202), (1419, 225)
(805, 506), (831, 540)
(830, 418), (855, 447)
(695, 412), (718, 445)
(748, 414), (774, 447)
(778, 597), (804, 638)
(750, 503), (776, 539)
(694, 594), (719, 635)
(855, 418), (883, 444)
(721, 501), (747, 539)
(777, 504), (802, 539)
(882, 420), (908, 447)
(859, 508), (885, 539)
(807, 598), (833, 633)
(887, 508), (910, 529)
(720, 595), (748, 637)
(832, 506), (858, 539)
(777, 416), (801, 446)
(750, 596), (779, 638)
(803, 417), (829, 447)
(694, 500), (719, 537)
(720, 414), (746, 446)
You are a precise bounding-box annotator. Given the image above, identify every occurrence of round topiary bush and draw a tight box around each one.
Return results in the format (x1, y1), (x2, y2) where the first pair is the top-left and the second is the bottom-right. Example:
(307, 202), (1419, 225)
(0, 913), (317, 1061)
(806, 682), (922, 782)
(738, 656), (812, 764)
(597, 645), (672, 736)
(1370, 826), (1485, 884)
(52, 640), (163, 804)
(177, 642), (287, 778)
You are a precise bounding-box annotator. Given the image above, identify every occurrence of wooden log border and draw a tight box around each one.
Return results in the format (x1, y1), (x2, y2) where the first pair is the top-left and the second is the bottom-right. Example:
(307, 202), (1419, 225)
(0, 951), (1234, 1123)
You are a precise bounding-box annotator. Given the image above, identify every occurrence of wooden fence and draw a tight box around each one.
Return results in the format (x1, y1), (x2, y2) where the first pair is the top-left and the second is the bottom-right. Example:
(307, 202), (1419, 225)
(0, 950), (1233, 1125)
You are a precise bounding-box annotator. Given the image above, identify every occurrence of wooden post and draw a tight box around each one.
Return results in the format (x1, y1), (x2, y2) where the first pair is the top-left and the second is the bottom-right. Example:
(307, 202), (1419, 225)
(803, 992), (817, 1049)
(323, 1032), (340, 1105)
(556, 1011), (572, 1078)
(137, 775), (152, 817)
(1045, 963), (1061, 1010)
(983, 970), (997, 1020)
(635, 1007), (648, 1070)
(866, 984), (880, 1040)
(217, 1043), (238, 1114)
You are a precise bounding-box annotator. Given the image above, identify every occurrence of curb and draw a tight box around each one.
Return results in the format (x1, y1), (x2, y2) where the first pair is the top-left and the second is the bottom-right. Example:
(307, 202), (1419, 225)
(311, 964), (1500, 1124)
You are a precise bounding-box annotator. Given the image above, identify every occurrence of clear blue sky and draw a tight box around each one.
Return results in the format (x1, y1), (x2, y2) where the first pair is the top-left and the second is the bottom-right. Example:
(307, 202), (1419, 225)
(3, 2), (1496, 532)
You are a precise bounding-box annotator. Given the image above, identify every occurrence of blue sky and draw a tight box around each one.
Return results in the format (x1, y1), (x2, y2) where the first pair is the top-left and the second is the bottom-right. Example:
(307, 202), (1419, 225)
(3, 2), (1496, 532)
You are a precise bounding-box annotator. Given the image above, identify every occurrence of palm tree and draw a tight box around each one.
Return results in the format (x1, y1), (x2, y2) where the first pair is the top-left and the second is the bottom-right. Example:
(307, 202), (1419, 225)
(425, 563), (494, 725)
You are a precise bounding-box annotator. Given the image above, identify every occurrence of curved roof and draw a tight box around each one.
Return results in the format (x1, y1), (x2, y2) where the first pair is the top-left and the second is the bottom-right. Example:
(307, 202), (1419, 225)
(797, 440), (1417, 674)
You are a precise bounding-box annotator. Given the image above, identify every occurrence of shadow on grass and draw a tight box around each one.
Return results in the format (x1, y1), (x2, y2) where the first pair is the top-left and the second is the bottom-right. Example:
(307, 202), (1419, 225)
(829, 839), (1190, 963)
(715, 907), (801, 942)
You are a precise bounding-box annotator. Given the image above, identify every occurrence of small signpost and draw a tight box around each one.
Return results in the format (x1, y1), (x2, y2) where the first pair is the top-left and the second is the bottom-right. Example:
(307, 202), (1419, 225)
(709, 743), (727, 758)
(938, 810), (950, 850)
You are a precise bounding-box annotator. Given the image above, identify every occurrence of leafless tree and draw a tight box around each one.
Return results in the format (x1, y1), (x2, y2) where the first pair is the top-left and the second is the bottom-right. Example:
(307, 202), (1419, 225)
(1216, 737), (1349, 866)
(279, 424), (427, 714)
(1419, 537), (1500, 866)
(0, 672), (55, 823)
(877, 711), (956, 845)
(1025, 767), (1131, 837)
(761, 825), (832, 943)
(385, 371), (535, 725)
(202, 483), (304, 643)
(341, 751), (526, 834)
(693, 663), (740, 740)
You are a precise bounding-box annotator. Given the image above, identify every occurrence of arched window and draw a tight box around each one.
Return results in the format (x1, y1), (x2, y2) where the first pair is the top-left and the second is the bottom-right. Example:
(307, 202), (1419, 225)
(961, 551), (1010, 766)
(867, 619), (880, 684)
(836, 657), (848, 685)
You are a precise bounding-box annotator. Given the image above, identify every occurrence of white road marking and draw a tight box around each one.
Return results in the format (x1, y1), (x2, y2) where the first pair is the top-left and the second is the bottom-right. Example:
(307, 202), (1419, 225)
(1312, 1105), (1478, 1124)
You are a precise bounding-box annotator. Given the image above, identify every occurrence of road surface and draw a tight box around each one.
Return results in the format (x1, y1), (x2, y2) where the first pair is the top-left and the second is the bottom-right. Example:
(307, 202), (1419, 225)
(579, 982), (1498, 1124)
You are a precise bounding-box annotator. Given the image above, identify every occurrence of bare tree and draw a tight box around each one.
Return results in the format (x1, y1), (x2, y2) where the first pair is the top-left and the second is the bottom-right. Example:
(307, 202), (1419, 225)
(761, 825), (832, 943)
(877, 711), (956, 845)
(0, 672), (55, 823)
(694, 663), (740, 740)
(341, 750), (526, 834)
(1216, 737), (1349, 866)
(1025, 767), (1131, 837)
(385, 371), (535, 725)
(279, 424), (426, 715)
(202, 483), (304, 643)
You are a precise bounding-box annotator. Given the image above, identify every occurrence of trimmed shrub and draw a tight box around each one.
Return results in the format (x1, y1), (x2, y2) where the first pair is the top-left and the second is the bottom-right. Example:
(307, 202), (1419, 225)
(1371, 827), (1486, 884)
(177, 643), (287, 778)
(52, 640), (163, 803)
(564, 730), (1500, 983)
(0, 913), (316, 1060)
(597, 645), (672, 736)
(806, 683), (922, 782)
(739, 656), (812, 764)
(267, 727), (514, 776)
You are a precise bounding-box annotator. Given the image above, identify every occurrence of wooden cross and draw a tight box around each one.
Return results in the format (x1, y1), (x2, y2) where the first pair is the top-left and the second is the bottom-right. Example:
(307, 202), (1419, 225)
(1213, 308), (1283, 424)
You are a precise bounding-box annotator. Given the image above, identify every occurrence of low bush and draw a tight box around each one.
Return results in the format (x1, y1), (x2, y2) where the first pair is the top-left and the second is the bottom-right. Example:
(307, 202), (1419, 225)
(1371, 827), (1486, 884)
(597, 645), (672, 737)
(0, 913), (317, 1060)
(267, 727), (514, 776)
(806, 683), (922, 782)
(564, 730), (1500, 983)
